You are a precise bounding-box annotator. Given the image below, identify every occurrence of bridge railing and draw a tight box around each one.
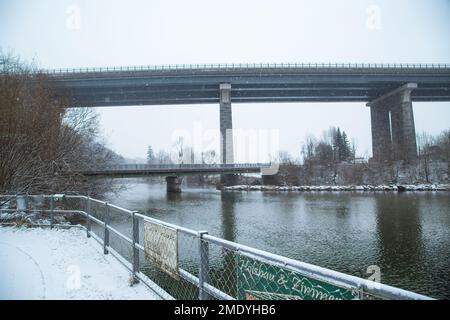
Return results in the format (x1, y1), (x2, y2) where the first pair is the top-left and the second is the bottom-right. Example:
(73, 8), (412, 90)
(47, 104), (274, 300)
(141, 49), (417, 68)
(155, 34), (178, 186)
(38, 62), (450, 75)
(0, 193), (433, 300)
(85, 163), (270, 172)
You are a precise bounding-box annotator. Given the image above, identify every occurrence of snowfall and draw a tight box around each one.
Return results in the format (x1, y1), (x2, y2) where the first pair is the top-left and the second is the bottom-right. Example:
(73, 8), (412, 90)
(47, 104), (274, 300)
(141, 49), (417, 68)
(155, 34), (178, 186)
(0, 226), (160, 300)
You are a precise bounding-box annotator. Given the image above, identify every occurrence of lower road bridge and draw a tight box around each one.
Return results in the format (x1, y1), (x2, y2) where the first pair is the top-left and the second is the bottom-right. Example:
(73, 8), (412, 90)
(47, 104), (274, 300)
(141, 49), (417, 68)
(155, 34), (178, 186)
(79, 163), (271, 192)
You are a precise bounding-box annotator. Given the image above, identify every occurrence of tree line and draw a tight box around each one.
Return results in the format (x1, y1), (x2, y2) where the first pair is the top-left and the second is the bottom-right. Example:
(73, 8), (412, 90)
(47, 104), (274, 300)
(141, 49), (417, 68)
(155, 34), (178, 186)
(301, 127), (355, 164)
(146, 137), (219, 165)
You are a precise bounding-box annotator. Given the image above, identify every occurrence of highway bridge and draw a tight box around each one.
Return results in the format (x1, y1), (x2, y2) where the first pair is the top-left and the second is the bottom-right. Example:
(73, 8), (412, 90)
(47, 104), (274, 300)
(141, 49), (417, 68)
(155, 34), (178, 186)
(43, 63), (450, 163)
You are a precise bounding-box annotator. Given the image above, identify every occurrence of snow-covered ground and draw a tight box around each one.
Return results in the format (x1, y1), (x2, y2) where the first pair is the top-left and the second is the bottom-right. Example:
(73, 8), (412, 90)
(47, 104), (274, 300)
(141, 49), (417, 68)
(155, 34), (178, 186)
(0, 226), (161, 300)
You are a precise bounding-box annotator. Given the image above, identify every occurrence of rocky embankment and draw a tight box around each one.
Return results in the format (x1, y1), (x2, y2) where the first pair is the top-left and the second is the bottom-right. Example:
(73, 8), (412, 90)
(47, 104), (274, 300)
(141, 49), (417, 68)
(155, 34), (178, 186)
(223, 184), (450, 192)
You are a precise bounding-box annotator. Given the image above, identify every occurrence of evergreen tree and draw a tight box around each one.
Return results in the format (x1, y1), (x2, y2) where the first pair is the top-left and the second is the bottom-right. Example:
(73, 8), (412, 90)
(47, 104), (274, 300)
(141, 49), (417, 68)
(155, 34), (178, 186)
(329, 127), (353, 162)
(147, 145), (156, 164)
(341, 131), (351, 161)
(333, 128), (342, 162)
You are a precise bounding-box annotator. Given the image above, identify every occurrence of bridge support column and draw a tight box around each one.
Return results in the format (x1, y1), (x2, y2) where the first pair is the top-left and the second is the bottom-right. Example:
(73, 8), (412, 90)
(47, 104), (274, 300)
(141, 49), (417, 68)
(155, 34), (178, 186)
(367, 83), (418, 161)
(220, 83), (233, 164)
(220, 83), (236, 185)
(370, 104), (392, 161)
(166, 176), (182, 193)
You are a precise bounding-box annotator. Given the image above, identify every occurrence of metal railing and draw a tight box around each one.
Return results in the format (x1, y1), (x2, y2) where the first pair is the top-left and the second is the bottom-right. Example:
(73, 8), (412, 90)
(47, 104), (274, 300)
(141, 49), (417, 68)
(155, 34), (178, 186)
(37, 62), (450, 75)
(85, 163), (270, 171)
(0, 194), (433, 300)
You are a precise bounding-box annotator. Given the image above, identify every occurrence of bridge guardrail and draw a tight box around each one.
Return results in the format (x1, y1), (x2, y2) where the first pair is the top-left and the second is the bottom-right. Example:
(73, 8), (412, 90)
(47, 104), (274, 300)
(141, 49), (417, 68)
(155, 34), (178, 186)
(0, 194), (433, 300)
(37, 62), (450, 75)
(83, 163), (270, 172)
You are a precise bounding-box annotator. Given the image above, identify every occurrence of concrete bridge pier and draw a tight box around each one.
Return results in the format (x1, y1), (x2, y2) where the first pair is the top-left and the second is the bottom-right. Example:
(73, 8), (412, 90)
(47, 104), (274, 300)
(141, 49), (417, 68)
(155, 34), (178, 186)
(368, 83), (418, 161)
(220, 83), (237, 185)
(166, 176), (182, 193)
(221, 174), (239, 186)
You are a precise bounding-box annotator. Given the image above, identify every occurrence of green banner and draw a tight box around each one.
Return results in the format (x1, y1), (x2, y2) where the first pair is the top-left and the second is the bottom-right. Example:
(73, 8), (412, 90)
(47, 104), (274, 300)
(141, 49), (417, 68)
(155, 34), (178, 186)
(237, 254), (359, 300)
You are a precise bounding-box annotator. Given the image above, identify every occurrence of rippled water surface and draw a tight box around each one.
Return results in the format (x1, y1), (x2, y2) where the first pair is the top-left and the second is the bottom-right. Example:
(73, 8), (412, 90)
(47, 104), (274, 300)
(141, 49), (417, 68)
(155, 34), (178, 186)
(106, 179), (450, 299)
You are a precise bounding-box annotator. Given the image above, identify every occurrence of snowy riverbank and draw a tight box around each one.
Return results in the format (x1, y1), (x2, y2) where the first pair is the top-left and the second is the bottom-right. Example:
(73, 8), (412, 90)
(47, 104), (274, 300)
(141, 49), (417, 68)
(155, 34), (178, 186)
(223, 184), (450, 192)
(0, 226), (160, 300)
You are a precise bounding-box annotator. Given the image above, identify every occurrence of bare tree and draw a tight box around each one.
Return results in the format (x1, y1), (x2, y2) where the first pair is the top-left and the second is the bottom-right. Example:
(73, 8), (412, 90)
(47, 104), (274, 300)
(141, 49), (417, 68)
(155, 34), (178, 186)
(0, 52), (121, 196)
(202, 149), (218, 164)
(156, 150), (172, 164)
(173, 136), (186, 164)
(416, 132), (435, 182)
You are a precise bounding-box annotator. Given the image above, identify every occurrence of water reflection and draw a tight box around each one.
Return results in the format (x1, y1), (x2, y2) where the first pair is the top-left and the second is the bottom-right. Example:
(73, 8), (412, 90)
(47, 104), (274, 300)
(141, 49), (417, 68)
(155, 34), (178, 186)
(106, 180), (450, 299)
(214, 192), (239, 297)
(375, 194), (424, 293)
(220, 192), (238, 242)
(335, 197), (351, 217)
(166, 191), (182, 203)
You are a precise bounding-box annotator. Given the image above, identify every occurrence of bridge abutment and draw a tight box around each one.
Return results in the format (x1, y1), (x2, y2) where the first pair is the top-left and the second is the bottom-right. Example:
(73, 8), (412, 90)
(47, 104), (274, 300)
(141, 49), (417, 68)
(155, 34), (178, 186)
(368, 83), (418, 161)
(166, 176), (182, 193)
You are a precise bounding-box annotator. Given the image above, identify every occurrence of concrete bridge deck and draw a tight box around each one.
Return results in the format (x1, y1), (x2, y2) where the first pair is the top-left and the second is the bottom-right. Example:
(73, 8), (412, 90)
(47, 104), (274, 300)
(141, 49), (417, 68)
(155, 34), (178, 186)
(41, 63), (450, 163)
(44, 63), (450, 106)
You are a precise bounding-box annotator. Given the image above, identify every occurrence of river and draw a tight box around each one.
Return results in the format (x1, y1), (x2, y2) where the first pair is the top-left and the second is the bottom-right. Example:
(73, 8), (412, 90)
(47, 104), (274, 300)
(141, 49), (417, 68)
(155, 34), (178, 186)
(105, 178), (450, 299)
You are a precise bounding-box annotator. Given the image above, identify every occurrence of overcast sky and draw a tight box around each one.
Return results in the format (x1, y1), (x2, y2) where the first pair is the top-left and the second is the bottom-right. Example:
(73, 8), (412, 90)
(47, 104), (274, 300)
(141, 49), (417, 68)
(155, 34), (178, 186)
(1, 0), (449, 161)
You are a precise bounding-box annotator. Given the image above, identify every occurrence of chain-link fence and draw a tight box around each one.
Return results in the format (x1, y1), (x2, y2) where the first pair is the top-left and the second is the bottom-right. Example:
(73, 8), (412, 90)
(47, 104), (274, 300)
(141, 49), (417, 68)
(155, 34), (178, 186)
(0, 193), (432, 300)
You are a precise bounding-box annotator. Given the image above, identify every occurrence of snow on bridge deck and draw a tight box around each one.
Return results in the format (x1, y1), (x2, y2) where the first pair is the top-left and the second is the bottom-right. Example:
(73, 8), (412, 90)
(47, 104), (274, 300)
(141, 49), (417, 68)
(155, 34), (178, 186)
(0, 226), (161, 300)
